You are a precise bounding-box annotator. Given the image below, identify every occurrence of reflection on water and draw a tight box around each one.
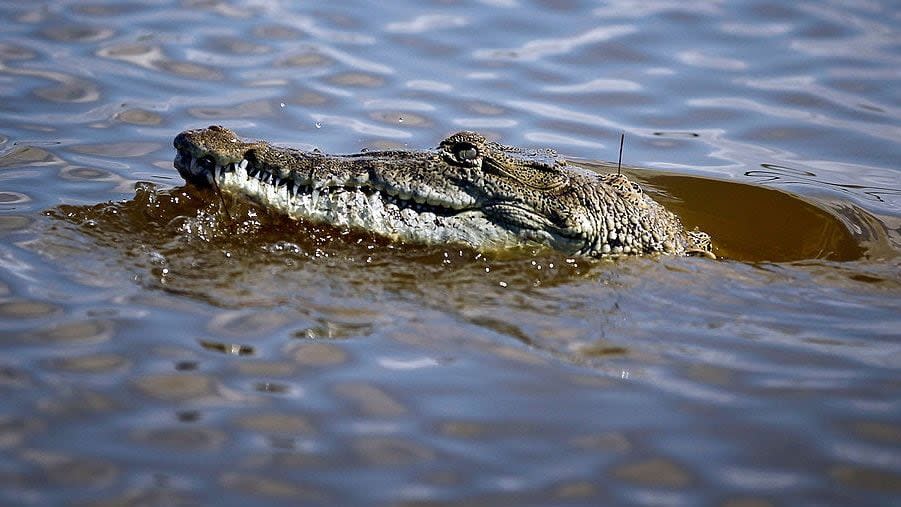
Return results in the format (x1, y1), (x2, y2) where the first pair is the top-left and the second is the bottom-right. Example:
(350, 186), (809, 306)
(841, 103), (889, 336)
(1, 0), (900, 505)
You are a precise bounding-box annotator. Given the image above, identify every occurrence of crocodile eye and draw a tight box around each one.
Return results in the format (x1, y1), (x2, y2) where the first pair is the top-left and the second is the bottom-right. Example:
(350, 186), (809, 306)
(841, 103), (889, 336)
(453, 143), (479, 162)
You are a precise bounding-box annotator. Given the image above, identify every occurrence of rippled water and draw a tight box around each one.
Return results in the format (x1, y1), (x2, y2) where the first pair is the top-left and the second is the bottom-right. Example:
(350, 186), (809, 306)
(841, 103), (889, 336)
(1, 1), (900, 505)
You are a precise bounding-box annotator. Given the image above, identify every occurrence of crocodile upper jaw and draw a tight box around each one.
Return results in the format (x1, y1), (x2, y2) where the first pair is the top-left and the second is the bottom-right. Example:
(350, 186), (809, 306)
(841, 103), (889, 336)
(174, 146), (577, 252)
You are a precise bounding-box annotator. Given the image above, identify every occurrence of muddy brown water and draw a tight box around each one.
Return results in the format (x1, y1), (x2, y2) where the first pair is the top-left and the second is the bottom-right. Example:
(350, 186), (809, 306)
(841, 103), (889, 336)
(2, 1), (900, 506)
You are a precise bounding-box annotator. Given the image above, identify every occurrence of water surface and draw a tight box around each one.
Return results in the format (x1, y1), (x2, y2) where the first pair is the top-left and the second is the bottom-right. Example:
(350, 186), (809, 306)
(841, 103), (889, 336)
(1, 1), (900, 506)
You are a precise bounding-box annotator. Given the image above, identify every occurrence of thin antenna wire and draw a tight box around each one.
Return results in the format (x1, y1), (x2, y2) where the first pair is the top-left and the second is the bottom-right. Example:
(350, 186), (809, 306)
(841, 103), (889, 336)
(617, 132), (624, 176)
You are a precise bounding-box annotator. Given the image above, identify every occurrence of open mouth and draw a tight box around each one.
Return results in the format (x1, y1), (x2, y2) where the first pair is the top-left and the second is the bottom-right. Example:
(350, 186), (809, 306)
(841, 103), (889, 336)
(174, 150), (469, 218)
(173, 146), (593, 253)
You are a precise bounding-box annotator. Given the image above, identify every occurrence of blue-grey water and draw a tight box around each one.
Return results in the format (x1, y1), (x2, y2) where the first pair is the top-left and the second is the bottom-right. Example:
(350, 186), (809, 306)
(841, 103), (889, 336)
(1, 1), (900, 506)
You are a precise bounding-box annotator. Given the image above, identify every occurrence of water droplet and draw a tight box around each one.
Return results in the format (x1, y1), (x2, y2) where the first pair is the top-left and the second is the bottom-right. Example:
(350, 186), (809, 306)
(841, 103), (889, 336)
(315, 121), (322, 129)
(398, 116), (404, 123)
(279, 102), (286, 108)
(499, 281), (507, 288)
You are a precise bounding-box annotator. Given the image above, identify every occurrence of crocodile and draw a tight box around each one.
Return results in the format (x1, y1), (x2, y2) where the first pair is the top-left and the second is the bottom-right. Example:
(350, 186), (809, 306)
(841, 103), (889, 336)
(173, 126), (712, 257)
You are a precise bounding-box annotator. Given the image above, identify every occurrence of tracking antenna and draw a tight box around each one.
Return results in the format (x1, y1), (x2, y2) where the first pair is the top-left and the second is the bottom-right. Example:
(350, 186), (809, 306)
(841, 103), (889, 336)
(617, 132), (625, 176)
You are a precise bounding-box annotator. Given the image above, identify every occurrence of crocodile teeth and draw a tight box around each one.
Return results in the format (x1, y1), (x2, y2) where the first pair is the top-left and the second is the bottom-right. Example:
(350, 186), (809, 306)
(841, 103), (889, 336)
(213, 157), (461, 217)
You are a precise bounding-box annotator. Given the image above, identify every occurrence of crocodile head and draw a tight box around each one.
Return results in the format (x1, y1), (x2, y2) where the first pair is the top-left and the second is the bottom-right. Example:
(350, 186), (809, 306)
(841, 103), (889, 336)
(174, 126), (709, 256)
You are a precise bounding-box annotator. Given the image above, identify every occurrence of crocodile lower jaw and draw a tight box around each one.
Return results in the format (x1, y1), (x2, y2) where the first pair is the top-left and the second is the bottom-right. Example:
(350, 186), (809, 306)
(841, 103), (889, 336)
(177, 153), (535, 250)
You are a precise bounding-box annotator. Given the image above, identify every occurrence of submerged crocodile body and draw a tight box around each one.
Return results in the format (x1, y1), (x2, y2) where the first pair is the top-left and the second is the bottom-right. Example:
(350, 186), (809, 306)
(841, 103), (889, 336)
(174, 126), (711, 257)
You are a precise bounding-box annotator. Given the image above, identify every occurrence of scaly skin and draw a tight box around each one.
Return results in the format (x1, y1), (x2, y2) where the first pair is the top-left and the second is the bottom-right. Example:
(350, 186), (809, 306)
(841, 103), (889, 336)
(173, 125), (712, 257)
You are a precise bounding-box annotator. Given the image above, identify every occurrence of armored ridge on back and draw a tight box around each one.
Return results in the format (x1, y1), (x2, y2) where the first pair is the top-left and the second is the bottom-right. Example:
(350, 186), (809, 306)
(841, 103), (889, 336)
(173, 125), (712, 258)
